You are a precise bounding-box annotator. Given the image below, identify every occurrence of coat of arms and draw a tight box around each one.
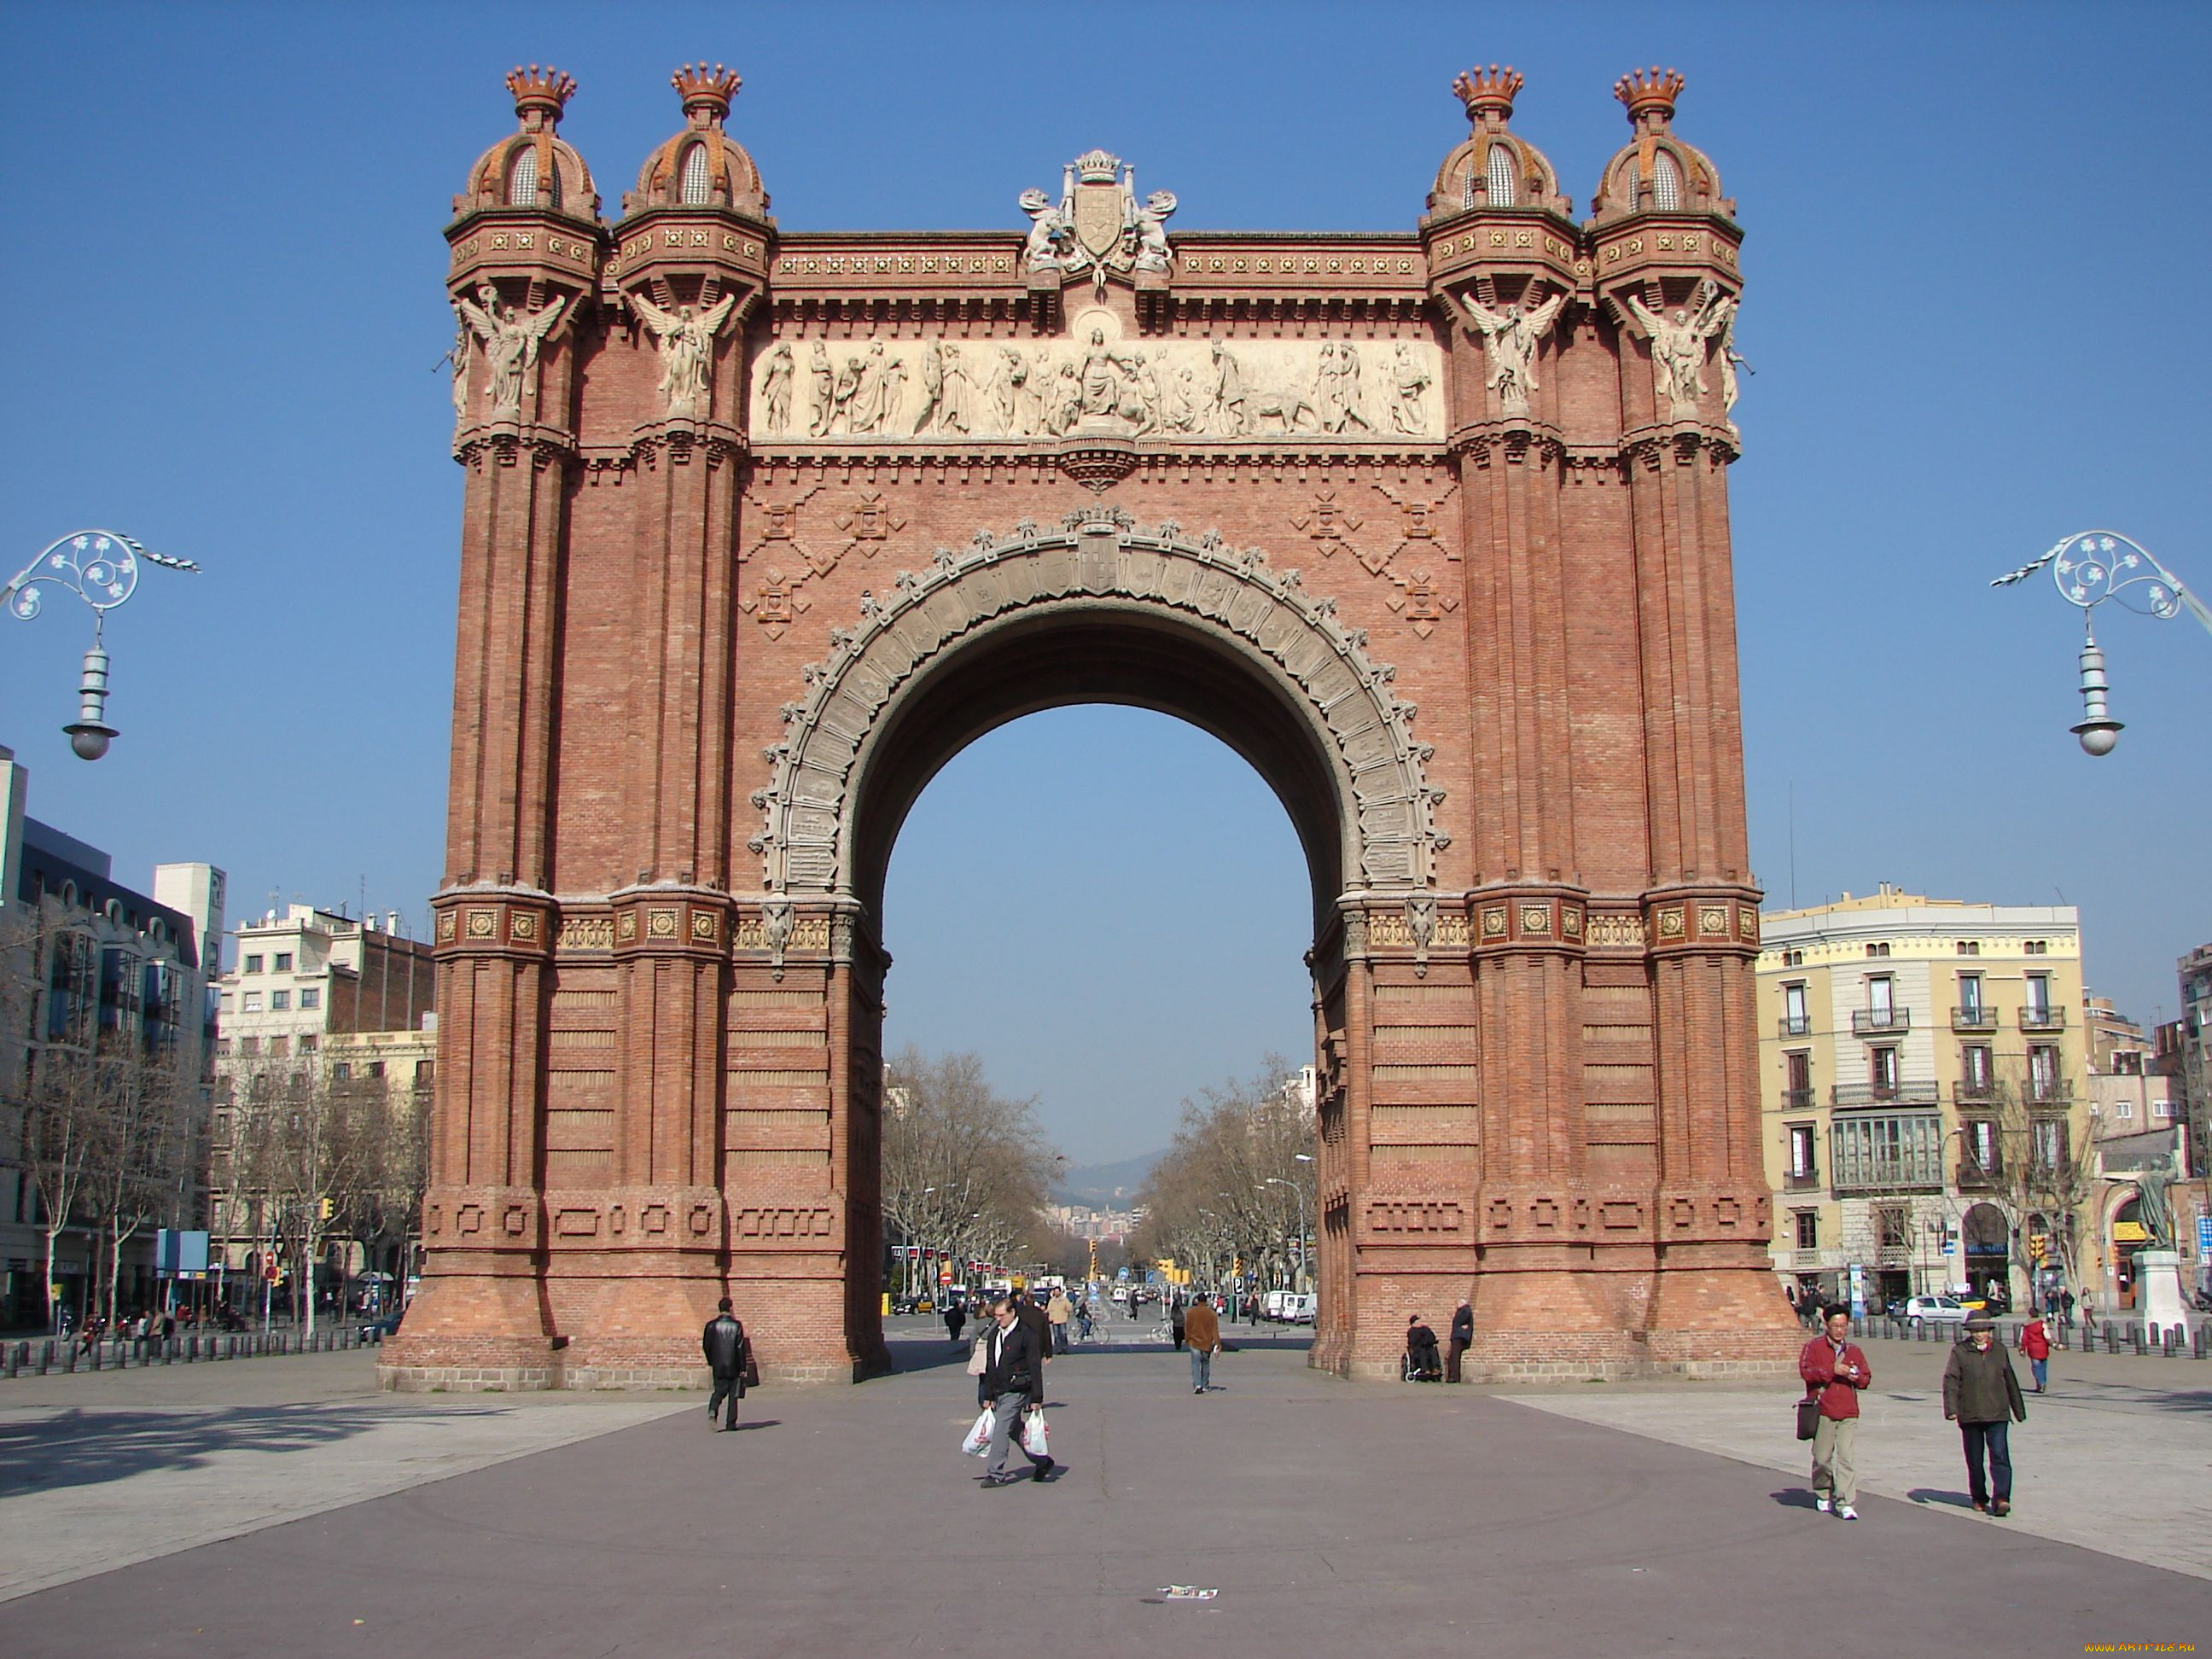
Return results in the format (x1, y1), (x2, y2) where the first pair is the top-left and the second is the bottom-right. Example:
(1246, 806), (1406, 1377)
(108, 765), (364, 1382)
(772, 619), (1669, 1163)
(1020, 149), (1176, 298)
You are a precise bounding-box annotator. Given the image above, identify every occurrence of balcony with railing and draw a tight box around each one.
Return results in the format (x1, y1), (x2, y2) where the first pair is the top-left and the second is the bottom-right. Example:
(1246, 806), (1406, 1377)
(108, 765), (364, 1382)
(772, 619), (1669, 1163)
(1831, 1079), (1941, 1109)
(1783, 1170), (1823, 1193)
(1777, 1013), (1813, 1038)
(2018, 1004), (2066, 1032)
(1951, 1004), (1998, 1033)
(1780, 1087), (1816, 1112)
(1955, 1157), (2002, 1190)
(1954, 1075), (2001, 1105)
(2026, 1080), (2075, 1107)
(1851, 1006), (1911, 1036)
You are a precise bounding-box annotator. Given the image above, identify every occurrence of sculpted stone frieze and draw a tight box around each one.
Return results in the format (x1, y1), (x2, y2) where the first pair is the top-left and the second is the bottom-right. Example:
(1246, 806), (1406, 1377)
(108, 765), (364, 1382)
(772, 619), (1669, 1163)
(751, 310), (1442, 444)
(750, 507), (1447, 896)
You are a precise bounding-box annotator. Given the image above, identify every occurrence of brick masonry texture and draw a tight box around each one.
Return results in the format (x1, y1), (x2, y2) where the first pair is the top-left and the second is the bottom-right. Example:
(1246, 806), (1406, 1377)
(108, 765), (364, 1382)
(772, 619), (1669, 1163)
(380, 64), (1802, 1393)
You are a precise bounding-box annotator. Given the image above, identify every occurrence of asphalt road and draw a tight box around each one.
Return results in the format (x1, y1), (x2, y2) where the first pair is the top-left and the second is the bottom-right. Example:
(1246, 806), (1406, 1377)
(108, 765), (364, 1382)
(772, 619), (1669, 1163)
(0, 1330), (2202, 1658)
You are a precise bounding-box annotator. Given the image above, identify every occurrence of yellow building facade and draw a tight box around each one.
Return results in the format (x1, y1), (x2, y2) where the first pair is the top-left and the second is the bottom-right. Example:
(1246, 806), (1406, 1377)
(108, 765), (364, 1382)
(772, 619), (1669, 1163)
(1756, 887), (2093, 1314)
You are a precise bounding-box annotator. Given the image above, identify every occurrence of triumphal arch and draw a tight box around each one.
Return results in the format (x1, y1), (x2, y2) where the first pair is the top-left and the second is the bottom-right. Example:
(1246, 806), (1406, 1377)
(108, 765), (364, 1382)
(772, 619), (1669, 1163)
(381, 60), (1799, 1388)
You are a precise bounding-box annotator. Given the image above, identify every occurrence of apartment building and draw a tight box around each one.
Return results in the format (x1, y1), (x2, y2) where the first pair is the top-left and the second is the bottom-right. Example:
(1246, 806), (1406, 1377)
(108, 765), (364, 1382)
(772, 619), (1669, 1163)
(208, 905), (435, 1297)
(0, 745), (224, 1326)
(1756, 886), (2093, 1314)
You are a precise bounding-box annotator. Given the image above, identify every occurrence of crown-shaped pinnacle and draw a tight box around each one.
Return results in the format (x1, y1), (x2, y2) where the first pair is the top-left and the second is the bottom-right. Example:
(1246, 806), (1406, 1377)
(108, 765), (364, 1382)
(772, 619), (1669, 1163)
(673, 61), (742, 119)
(1615, 66), (1685, 125)
(1452, 65), (1522, 125)
(506, 64), (577, 122)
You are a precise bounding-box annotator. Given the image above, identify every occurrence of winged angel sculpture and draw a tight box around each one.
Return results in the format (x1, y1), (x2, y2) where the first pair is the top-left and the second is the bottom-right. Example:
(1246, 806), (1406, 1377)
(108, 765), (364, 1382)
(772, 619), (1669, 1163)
(632, 290), (739, 421)
(455, 284), (567, 420)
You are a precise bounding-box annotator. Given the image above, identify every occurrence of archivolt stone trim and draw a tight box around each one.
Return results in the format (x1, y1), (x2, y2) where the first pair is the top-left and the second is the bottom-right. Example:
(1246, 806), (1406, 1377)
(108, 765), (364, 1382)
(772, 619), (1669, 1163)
(748, 505), (1447, 895)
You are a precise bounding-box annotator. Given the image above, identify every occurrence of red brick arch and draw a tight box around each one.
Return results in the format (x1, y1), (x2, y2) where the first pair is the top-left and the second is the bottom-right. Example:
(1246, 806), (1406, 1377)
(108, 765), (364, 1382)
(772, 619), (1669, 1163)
(381, 67), (1801, 1391)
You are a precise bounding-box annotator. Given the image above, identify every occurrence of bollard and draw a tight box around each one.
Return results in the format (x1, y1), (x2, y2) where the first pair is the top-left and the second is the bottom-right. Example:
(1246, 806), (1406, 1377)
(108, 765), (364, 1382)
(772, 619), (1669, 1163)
(2133, 1324), (2147, 1354)
(2196, 1326), (2209, 1360)
(42, 1339), (55, 1375)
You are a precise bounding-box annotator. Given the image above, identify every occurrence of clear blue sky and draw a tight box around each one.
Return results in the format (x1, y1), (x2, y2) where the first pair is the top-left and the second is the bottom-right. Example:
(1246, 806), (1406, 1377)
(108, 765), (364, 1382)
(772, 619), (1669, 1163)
(3, 3), (2206, 1164)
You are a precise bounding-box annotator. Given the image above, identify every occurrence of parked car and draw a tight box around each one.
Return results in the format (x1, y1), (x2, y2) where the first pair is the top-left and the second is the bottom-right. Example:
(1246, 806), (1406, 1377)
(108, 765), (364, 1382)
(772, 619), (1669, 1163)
(1901, 1295), (1970, 1329)
(1281, 1293), (1318, 1324)
(362, 1307), (406, 1340)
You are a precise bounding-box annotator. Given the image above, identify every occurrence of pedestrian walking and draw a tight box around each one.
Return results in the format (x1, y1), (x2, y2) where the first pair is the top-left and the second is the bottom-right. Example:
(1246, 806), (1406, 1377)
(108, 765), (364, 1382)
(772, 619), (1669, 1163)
(2021, 1312), (2051, 1393)
(1170, 1296), (1186, 1351)
(945, 1299), (967, 1347)
(1046, 1287), (1074, 1354)
(1944, 1312), (2026, 1516)
(978, 1295), (1052, 1487)
(1184, 1295), (1221, 1394)
(1799, 1307), (1871, 1520)
(701, 1296), (754, 1431)
(1010, 1282), (1052, 1393)
(1447, 1299), (1473, 1383)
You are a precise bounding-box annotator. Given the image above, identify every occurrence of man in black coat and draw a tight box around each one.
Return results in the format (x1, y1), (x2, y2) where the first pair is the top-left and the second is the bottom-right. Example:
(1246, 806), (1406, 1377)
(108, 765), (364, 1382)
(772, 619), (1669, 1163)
(979, 1295), (1053, 1486)
(1447, 1300), (1474, 1383)
(1011, 1284), (1052, 1410)
(701, 1297), (751, 1431)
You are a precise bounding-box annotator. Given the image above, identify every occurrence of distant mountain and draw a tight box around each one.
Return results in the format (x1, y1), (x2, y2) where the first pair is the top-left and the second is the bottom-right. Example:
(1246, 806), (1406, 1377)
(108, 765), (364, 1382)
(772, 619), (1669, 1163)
(1055, 1150), (1165, 1206)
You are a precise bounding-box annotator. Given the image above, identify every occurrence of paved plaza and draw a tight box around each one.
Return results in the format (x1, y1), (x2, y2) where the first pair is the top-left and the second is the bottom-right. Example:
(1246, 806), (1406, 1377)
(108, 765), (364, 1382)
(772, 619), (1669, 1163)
(0, 1322), (2204, 1657)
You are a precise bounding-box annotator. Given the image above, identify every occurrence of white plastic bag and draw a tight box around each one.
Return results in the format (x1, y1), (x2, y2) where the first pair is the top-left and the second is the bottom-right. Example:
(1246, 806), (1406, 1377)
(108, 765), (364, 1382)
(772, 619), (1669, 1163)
(962, 1408), (994, 1458)
(1022, 1408), (1050, 1458)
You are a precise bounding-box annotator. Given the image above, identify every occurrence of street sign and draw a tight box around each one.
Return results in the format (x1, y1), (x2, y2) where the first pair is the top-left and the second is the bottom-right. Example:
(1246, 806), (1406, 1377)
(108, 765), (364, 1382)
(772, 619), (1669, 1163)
(2197, 1216), (2212, 1254)
(1941, 1241), (1956, 1255)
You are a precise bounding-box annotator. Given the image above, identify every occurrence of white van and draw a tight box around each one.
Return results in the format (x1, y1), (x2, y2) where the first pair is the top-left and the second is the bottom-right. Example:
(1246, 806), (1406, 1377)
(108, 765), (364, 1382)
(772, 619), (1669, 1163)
(1282, 1293), (1318, 1324)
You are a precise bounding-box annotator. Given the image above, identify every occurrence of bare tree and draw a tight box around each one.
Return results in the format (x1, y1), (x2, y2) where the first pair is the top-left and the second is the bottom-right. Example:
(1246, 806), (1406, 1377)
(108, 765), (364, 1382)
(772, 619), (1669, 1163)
(1131, 1056), (1314, 1298)
(882, 1047), (1058, 1292)
(77, 1048), (197, 1324)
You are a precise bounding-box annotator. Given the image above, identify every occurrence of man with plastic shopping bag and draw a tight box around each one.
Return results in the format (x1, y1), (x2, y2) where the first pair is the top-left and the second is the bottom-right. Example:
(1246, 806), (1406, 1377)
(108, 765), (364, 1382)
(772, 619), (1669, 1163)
(978, 1295), (1053, 1487)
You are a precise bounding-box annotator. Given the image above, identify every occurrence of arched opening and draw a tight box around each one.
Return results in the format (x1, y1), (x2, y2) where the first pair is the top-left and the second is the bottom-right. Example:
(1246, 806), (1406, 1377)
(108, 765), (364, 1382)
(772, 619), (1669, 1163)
(506, 146), (538, 207)
(843, 607), (1351, 1348)
(880, 704), (1315, 1324)
(1485, 143), (1518, 207)
(679, 142), (712, 205)
(1652, 150), (1682, 212)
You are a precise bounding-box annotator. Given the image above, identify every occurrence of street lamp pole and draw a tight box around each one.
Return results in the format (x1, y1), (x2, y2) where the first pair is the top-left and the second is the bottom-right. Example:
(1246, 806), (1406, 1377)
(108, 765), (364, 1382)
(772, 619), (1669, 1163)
(4, 530), (201, 760)
(1992, 530), (2209, 756)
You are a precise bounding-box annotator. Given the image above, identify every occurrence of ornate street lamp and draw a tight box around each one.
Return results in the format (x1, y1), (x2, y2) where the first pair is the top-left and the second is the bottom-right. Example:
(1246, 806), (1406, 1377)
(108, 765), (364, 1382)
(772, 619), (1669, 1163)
(4, 530), (201, 760)
(1992, 531), (2209, 756)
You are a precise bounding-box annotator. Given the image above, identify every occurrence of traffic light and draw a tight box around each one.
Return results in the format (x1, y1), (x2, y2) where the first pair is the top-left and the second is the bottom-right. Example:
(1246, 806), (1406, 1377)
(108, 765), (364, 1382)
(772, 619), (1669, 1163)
(319, 1197), (335, 1221)
(2028, 1233), (2048, 1261)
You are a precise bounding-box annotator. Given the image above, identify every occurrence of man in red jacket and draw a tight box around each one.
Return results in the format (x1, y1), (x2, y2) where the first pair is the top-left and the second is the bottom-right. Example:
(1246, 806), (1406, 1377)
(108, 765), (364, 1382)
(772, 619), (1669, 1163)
(1799, 1307), (1872, 1520)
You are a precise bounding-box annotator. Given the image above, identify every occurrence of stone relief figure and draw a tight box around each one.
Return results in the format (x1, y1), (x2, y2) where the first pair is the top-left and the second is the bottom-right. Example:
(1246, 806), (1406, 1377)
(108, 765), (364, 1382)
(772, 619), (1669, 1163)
(987, 346), (1023, 433)
(1623, 285), (1727, 422)
(1208, 342), (1252, 435)
(911, 341), (945, 434)
(457, 283), (568, 419)
(1315, 342), (1374, 434)
(1458, 285), (1567, 418)
(1388, 341), (1431, 434)
(631, 289), (739, 421)
(1133, 189), (1177, 272)
(940, 345), (975, 434)
(446, 314), (473, 423)
(1079, 327), (1132, 420)
(1707, 288), (1749, 432)
(806, 341), (835, 438)
(1018, 185), (1074, 274)
(753, 334), (1444, 443)
(830, 352), (863, 435)
(759, 342), (794, 434)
